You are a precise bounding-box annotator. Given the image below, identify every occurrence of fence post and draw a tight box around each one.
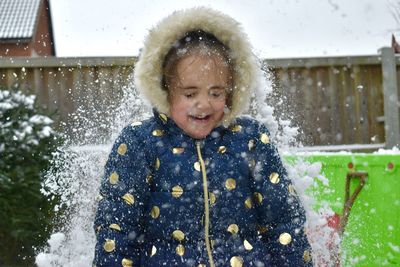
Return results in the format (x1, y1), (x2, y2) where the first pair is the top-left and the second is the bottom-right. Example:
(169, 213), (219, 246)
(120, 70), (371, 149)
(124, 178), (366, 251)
(379, 47), (400, 148)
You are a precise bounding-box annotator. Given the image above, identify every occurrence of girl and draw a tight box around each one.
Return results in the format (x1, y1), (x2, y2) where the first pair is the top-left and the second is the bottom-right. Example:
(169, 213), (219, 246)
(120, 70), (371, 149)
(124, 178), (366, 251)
(93, 7), (312, 267)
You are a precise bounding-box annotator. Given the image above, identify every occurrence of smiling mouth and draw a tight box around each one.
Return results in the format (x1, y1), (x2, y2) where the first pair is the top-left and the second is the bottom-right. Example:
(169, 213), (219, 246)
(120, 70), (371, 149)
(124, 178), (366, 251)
(189, 114), (211, 122)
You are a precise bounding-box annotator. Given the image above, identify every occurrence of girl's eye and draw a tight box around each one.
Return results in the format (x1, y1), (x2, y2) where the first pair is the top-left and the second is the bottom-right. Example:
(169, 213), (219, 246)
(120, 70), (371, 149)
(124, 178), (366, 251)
(184, 93), (195, 98)
(210, 90), (225, 99)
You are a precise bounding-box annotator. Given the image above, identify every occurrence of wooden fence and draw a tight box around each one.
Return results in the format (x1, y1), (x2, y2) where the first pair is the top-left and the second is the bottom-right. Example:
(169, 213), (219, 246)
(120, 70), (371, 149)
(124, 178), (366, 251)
(265, 47), (399, 148)
(0, 57), (135, 142)
(266, 57), (385, 147)
(0, 48), (399, 148)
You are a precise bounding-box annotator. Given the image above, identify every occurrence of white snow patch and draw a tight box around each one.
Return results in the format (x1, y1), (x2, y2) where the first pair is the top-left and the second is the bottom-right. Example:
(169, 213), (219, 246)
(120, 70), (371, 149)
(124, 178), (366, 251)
(286, 158), (341, 266)
(36, 79), (150, 266)
(374, 147), (400, 154)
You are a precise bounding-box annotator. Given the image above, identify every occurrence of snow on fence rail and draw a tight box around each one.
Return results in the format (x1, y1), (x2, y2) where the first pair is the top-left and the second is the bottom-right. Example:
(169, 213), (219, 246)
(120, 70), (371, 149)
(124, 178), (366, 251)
(0, 48), (398, 148)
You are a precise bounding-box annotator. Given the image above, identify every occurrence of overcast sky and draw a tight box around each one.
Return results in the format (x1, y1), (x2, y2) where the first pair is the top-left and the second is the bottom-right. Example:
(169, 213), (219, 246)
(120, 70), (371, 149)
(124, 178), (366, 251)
(49, 0), (398, 58)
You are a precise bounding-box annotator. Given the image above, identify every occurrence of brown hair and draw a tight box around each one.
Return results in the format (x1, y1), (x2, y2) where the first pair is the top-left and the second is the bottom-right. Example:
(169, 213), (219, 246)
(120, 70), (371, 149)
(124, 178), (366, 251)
(162, 30), (234, 107)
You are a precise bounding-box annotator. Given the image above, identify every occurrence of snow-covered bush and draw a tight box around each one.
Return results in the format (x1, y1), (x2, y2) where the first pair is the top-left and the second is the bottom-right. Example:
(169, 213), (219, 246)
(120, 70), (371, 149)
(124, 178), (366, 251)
(0, 84), (60, 266)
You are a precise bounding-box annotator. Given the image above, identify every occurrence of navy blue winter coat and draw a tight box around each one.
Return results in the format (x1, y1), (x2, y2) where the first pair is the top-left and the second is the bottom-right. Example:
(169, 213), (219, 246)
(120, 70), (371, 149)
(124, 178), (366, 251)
(93, 111), (313, 266)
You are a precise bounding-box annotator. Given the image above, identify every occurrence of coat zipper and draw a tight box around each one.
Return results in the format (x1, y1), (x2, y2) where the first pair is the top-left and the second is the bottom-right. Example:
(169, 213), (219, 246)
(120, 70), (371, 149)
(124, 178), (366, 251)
(195, 141), (215, 267)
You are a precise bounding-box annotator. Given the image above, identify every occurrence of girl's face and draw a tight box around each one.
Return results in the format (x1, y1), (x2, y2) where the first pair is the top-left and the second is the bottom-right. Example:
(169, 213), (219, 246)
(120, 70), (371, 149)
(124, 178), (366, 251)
(168, 53), (231, 139)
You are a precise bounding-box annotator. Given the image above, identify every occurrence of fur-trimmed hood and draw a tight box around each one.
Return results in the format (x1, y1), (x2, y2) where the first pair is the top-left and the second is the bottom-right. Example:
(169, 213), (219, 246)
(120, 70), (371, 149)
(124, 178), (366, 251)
(134, 7), (261, 126)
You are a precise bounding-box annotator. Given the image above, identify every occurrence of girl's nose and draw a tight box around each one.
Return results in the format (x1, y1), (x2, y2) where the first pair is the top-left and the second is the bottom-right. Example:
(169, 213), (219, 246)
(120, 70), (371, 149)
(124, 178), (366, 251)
(196, 94), (212, 109)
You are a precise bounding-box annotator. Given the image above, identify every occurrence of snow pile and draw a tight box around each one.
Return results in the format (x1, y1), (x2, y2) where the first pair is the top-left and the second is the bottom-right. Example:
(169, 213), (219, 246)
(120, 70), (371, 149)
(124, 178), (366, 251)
(254, 68), (339, 265)
(37, 146), (109, 267)
(374, 146), (400, 154)
(35, 233), (65, 267)
(286, 159), (340, 266)
(36, 79), (150, 267)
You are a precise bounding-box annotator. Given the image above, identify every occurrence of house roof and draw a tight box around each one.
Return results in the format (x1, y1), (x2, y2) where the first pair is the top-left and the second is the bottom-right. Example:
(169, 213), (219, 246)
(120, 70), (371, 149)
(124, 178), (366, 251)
(0, 0), (42, 40)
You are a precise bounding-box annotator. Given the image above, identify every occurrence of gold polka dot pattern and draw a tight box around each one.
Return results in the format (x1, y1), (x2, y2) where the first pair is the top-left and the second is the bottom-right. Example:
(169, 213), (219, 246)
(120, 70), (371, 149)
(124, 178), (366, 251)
(152, 129), (164, 136)
(103, 239), (115, 252)
(117, 143), (127, 155)
(150, 245), (157, 257)
(230, 256), (243, 267)
(303, 249), (312, 262)
(146, 173), (153, 184)
(194, 162), (201, 171)
(121, 258), (133, 267)
(269, 172), (280, 184)
(122, 193), (135, 205)
(155, 158), (160, 170)
(176, 244), (185, 256)
(218, 146), (227, 153)
(109, 172), (119, 185)
(231, 125), (242, 133)
(227, 224), (239, 234)
(225, 178), (236, 190)
(109, 224), (121, 231)
(159, 113), (168, 123)
(244, 239), (253, 251)
(253, 192), (263, 204)
(150, 206), (160, 219)
(209, 192), (216, 205)
(244, 197), (253, 209)
(172, 230), (185, 241)
(172, 147), (185, 154)
(171, 185), (184, 198)
(260, 133), (270, 144)
(279, 232), (292, 245)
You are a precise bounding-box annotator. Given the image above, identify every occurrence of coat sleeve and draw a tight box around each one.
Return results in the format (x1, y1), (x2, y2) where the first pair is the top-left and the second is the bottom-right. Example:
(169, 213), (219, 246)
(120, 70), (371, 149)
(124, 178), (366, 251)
(93, 125), (152, 267)
(250, 124), (313, 266)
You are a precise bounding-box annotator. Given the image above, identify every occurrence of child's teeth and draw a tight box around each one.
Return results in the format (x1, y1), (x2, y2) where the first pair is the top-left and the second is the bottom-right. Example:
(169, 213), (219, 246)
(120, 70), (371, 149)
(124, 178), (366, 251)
(190, 114), (209, 119)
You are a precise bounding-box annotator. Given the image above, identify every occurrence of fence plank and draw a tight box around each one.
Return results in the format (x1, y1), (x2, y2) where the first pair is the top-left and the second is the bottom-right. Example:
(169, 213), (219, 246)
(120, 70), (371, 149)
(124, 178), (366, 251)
(380, 47), (400, 148)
